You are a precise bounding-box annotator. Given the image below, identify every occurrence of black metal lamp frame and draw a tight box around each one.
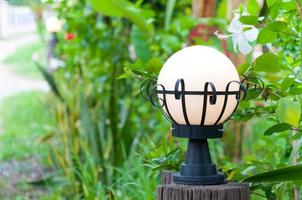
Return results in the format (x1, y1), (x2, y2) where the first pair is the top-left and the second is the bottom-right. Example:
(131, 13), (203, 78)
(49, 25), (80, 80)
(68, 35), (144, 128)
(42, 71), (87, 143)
(142, 78), (247, 185)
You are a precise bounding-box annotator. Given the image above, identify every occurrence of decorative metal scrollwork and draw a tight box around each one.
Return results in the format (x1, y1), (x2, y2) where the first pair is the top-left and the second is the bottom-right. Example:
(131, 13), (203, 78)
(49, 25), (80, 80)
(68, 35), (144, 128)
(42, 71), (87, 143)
(141, 77), (248, 126)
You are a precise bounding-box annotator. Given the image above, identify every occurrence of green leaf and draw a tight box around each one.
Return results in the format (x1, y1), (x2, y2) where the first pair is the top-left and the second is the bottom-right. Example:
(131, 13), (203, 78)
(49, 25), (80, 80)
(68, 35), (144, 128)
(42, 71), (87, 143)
(34, 62), (63, 101)
(237, 63), (251, 74)
(89, 0), (152, 33)
(276, 98), (301, 127)
(280, 78), (295, 90)
(38, 132), (55, 143)
(254, 53), (281, 72)
(247, 0), (260, 15)
(147, 148), (184, 171)
(282, 1), (296, 11)
(164, 0), (176, 30)
(89, 0), (123, 16)
(257, 28), (277, 44)
(269, 2), (281, 19)
(239, 15), (259, 25)
(26, 174), (54, 185)
(267, 21), (288, 32)
(264, 123), (292, 135)
(244, 88), (262, 100)
(243, 164), (302, 182)
(131, 69), (154, 79)
(289, 87), (302, 95)
(130, 26), (152, 62)
(217, 0), (227, 18)
(293, 131), (302, 140)
(266, 0), (277, 8)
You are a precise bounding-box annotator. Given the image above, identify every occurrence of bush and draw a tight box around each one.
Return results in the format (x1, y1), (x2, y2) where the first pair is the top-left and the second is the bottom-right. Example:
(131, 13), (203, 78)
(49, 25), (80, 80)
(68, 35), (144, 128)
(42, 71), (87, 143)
(39, 0), (302, 199)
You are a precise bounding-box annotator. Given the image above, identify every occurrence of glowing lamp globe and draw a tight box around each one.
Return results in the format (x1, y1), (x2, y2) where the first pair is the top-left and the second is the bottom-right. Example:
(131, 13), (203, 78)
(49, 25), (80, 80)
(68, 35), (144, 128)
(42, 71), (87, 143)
(157, 45), (240, 126)
(146, 45), (246, 185)
(45, 17), (62, 33)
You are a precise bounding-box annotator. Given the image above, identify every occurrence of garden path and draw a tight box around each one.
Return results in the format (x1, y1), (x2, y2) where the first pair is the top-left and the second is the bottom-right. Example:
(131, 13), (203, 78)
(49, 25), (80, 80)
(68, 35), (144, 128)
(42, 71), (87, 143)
(0, 34), (50, 198)
(0, 33), (49, 103)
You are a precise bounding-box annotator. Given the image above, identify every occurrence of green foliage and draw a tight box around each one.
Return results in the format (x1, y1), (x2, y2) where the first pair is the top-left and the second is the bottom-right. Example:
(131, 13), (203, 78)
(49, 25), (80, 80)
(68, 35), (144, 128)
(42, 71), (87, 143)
(88, 0), (152, 33)
(266, 0), (278, 8)
(234, 0), (302, 198)
(164, 0), (177, 30)
(239, 15), (259, 25)
(276, 98), (301, 127)
(264, 123), (292, 136)
(257, 28), (277, 44)
(243, 164), (302, 182)
(253, 53), (281, 72)
(267, 21), (289, 33)
(36, 0), (302, 199)
(130, 26), (152, 62)
(146, 148), (184, 171)
(247, 0), (260, 16)
(217, 0), (228, 18)
(38, 0), (194, 198)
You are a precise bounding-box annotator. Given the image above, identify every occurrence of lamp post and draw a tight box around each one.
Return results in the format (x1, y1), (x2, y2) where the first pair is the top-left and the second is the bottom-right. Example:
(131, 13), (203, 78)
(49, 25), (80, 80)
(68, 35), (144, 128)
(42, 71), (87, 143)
(45, 16), (62, 71)
(146, 45), (246, 185)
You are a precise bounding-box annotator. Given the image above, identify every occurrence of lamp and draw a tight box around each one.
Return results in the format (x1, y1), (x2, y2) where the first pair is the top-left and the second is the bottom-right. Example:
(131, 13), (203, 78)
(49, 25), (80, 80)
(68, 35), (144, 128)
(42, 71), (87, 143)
(45, 16), (62, 72)
(145, 45), (246, 185)
(45, 16), (62, 33)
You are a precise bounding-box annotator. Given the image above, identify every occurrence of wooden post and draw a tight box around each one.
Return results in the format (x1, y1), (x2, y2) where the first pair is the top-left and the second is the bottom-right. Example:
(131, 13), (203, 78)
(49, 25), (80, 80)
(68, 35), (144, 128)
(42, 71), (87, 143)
(157, 171), (250, 200)
(192, 0), (216, 17)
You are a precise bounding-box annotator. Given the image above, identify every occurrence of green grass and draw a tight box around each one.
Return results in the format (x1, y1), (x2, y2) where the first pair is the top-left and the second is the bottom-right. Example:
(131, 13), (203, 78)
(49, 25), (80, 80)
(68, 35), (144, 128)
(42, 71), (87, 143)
(0, 91), (55, 161)
(0, 91), (58, 199)
(3, 41), (46, 78)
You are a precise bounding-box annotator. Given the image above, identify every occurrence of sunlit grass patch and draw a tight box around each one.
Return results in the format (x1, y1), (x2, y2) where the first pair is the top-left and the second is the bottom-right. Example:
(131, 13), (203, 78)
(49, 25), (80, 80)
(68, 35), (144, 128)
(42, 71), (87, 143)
(0, 91), (55, 161)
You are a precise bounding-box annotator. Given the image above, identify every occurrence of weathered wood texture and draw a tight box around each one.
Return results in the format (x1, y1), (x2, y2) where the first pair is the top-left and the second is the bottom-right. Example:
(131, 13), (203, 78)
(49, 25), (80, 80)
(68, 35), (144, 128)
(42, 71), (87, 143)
(161, 171), (173, 185)
(158, 171), (250, 200)
(192, 0), (216, 17)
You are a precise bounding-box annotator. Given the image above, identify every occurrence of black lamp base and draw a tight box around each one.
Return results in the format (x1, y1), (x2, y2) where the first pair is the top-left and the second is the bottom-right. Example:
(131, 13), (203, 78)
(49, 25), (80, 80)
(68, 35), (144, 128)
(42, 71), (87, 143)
(171, 125), (225, 185)
(173, 171), (225, 185)
(173, 162), (225, 185)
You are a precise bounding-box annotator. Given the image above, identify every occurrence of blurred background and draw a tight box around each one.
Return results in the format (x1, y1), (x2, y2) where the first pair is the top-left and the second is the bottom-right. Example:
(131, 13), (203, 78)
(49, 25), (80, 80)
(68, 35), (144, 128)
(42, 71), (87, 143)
(0, 0), (301, 199)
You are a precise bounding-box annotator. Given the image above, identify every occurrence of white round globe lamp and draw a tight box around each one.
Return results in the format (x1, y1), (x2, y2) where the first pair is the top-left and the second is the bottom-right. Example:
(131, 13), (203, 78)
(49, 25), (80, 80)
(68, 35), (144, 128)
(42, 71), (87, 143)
(157, 46), (241, 126)
(150, 45), (246, 185)
(45, 17), (62, 33)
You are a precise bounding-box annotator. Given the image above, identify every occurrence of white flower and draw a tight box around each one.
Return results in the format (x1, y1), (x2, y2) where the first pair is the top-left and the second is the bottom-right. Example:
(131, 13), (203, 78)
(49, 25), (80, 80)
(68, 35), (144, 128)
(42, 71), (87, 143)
(32, 52), (39, 62)
(227, 14), (259, 55)
(49, 58), (65, 72)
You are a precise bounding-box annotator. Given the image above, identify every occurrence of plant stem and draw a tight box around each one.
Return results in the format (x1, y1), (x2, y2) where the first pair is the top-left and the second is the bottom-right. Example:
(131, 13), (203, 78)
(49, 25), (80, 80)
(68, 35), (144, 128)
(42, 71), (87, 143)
(296, 0), (302, 18)
(298, 0), (302, 76)
(291, 130), (301, 200)
(109, 62), (120, 168)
